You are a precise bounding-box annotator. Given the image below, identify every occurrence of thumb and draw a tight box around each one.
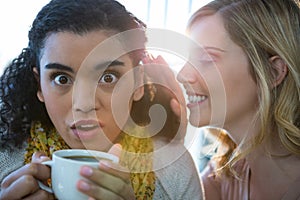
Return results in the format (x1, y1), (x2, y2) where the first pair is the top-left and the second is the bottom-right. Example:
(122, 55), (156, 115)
(170, 98), (188, 140)
(108, 143), (122, 158)
(156, 55), (168, 66)
(32, 151), (51, 163)
(170, 98), (181, 119)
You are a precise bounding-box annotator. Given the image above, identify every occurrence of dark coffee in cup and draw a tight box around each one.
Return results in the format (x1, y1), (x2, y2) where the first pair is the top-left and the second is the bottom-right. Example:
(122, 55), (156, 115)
(39, 149), (118, 200)
(64, 156), (99, 162)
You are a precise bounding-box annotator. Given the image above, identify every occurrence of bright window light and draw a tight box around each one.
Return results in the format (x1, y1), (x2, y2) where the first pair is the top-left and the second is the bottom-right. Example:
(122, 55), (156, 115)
(0, 0), (212, 74)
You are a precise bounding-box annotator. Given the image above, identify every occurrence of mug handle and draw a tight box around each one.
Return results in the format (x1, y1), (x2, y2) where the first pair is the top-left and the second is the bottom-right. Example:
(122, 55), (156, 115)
(37, 160), (54, 193)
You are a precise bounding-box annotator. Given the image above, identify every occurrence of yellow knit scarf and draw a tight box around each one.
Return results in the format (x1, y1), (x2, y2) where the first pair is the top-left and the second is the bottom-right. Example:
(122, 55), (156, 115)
(24, 121), (155, 200)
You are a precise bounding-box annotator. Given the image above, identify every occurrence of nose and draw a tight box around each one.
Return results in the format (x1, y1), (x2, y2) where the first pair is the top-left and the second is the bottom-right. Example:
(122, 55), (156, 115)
(177, 62), (197, 84)
(72, 81), (97, 113)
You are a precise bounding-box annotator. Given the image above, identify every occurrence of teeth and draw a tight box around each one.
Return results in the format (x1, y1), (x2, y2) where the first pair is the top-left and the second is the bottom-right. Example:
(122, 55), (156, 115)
(188, 95), (206, 103)
(76, 124), (98, 130)
(80, 124), (95, 128)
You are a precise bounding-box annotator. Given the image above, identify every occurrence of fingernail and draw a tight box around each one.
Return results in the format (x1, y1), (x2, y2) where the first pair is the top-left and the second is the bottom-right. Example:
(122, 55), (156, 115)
(81, 166), (93, 176)
(79, 181), (90, 191)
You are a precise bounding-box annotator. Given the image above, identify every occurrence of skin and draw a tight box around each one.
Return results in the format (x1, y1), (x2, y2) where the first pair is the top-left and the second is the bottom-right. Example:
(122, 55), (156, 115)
(0, 152), (54, 200)
(37, 30), (144, 151)
(142, 55), (187, 139)
(0, 30), (143, 200)
(0, 29), (185, 199)
(178, 13), (300, 200)
(178, 13), (258, 144)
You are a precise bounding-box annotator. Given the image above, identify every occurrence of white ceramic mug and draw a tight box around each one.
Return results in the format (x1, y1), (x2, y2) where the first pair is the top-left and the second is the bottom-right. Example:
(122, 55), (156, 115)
(38, 149), (119, 200)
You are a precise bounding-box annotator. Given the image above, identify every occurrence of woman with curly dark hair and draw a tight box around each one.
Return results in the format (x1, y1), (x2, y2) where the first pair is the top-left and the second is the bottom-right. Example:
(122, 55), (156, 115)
(0, 0), (202, 199)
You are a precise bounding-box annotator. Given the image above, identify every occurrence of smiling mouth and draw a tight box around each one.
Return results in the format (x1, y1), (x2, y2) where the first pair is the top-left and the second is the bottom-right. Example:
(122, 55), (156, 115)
(188, 95), (207, 104)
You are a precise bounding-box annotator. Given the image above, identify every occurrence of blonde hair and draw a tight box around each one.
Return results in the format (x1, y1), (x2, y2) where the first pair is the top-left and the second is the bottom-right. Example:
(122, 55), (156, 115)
(188, 0), (300, 176)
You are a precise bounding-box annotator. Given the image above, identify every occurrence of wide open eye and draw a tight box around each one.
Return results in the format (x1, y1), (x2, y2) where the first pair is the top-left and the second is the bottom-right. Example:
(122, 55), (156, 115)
(53, 74), (72, 85)
(99, 72), (119, 84)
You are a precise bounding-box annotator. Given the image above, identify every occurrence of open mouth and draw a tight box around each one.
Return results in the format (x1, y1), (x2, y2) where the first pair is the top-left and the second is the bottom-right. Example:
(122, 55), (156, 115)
(70, 120), (103, 140)
(74, 124), (99, 131)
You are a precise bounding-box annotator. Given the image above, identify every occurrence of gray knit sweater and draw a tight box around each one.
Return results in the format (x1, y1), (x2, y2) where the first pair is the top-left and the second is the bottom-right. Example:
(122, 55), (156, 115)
(0, 140), (203, 199)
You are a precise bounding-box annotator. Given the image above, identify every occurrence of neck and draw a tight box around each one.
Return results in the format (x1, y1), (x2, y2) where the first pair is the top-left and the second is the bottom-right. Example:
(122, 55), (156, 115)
(223, 113), (260, 145)
(250, 134), (300, 182)
(247, 130), (292, 163)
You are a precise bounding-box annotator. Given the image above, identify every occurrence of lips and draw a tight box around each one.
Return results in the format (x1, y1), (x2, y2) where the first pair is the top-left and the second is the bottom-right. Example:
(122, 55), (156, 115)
(186, 92), (208, 107)
(70, 120), (103, 140)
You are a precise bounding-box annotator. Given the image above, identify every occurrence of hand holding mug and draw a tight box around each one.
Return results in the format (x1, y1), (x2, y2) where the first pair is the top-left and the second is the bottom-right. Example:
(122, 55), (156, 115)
(0, 152), (54, 200)
(77, 144), (135, 199)
(38, 149), (119, 200)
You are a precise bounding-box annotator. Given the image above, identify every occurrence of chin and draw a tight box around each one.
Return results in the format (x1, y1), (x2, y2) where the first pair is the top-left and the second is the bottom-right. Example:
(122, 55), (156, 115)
(189, 119), (203, 128)
(189, 114), (210, 128)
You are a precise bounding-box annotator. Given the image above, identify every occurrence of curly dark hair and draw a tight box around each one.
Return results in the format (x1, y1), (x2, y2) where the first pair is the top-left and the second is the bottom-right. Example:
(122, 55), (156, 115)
(0, 0), (148, 148)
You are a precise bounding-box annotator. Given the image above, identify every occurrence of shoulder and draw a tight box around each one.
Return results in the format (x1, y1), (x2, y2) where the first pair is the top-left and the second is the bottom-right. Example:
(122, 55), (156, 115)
(201, 161), (222, 199)
(201, 159), (250, 200)
(153, 141), (204, 199)
(0, 142), (26, 183)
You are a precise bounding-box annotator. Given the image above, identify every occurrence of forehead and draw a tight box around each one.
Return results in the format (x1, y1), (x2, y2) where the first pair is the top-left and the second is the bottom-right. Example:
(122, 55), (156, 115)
(189, 13), (231, 50)
(40, 30), (133, 68)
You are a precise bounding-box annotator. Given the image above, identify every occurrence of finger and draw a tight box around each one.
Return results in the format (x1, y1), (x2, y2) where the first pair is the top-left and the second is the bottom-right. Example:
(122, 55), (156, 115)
(23, 189), (54, 200)
(142, 55), (152, 64)
(170, 97), (187, 125)
(1, 163), (51, 188)
(170, 98), (181, 119)
(99, 159), (131, 177)
(80, 163), (130, 186)
(104, 144), (130, 175)
(170, 97), (187, 138)
(1, 175), (40, 199)
(32, 151), (51, 163)
(155, 55), (168, 66)
(142, 53), (168, 65)
(141, 53), (154, 64)
(78, 161), (132, 197)
(107, 143), (122, 158)
(77, 179), (135, 200)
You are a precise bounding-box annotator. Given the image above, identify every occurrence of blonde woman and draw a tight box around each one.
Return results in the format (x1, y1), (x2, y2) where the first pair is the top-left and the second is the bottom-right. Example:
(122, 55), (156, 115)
(178, 0), (300, 199)
(0, 0), (202, 199)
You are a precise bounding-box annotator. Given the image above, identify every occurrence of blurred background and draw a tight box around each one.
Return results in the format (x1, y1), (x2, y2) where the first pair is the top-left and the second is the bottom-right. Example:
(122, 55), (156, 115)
(0, 0), (215, 172)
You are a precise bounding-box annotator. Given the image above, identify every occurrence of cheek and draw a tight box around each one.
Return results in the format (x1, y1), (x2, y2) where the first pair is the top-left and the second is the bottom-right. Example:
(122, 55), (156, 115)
(44, 97), (69, 126)
(224, 74), (258, 116)
(105, 93), (133, 127)
(94, 92), (130, 140)
(109, 79), (136, 126)
(225, 65), (257, 98)
(42, 88), (71, 125)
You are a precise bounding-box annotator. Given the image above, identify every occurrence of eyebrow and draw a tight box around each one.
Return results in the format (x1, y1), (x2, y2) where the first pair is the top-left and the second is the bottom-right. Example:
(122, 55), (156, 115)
(44, 60), (125, 72)
(204, 46), (226, 52)
(44, 63), (74, 73)
(95, 60), (125, 70)
(190, 46), (226, 57)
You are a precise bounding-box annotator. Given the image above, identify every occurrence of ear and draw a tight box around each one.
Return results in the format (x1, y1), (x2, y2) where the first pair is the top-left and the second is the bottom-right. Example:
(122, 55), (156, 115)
(133, 65), (144, 101)
(269, 56), (288, 88)
(33, 67), (45, 102)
